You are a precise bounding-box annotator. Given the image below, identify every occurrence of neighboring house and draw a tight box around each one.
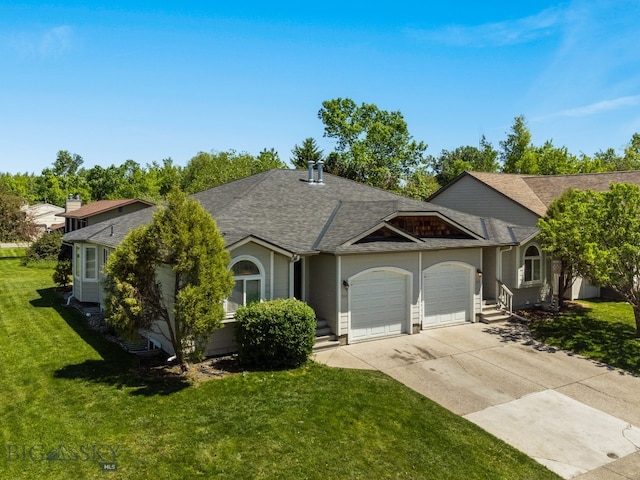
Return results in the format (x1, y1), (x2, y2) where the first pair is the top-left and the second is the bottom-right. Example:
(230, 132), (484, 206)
(64, 168), (540, 356)
(428, 170), (640, 300)
(57, 196), (155, 233)
(24, 203), (65, 234)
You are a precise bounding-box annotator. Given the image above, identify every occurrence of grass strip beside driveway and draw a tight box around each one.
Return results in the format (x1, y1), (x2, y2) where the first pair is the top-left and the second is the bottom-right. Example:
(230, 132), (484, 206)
(0, 248), (558, 479)
(530, 299), (640, 375)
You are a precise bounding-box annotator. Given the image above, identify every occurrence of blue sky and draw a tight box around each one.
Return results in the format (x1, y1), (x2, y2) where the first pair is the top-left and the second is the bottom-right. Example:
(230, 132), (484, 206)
(1, 1), (639, 174)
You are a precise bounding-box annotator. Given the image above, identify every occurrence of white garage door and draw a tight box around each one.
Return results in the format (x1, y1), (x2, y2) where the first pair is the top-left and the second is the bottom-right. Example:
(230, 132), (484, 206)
(423, 263), (472, 326)
(350, 269), (408, 342)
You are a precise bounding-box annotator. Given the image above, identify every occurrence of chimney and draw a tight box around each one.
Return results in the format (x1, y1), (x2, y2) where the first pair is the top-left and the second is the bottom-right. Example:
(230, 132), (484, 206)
(307, 161), (315, 183)
(65, 194), (82, 213)
(316, 160), (324, 184)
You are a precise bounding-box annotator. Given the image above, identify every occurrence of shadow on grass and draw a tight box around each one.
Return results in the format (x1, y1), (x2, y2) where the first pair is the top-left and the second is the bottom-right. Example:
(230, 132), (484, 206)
(529, 305), (640, 375)
(31, 287), (191, 396)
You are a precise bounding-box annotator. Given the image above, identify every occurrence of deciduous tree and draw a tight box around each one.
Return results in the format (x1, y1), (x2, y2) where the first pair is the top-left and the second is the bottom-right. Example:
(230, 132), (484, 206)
(318, 98), (428, 191)
(432, 136), (499, 185)
(0, 186), (37, 242)
(103, 189), (234, 367)
(537, 189), (595, 306)
(538, 183), (640, 335)
(181, 150), (283, 194)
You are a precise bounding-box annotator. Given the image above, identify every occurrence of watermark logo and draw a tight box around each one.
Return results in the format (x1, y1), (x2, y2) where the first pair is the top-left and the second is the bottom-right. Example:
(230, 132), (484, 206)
(7, 444), (119, 471)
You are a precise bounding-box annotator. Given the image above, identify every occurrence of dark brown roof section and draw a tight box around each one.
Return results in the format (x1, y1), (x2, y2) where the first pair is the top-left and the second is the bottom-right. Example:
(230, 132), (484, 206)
(466, 170), (640, 215)
(522, 171), (640, 207)
(57, 199), (154, 219)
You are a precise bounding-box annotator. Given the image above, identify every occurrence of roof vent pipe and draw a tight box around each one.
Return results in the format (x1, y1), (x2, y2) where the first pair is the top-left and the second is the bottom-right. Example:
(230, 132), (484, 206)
(317, 160), (324, 184)
(307, 161), (315, 183)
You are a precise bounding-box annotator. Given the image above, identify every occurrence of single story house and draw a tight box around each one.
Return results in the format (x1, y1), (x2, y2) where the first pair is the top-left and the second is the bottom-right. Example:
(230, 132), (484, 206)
(64, 168), (543, 356)
(428, 170), (640, 300)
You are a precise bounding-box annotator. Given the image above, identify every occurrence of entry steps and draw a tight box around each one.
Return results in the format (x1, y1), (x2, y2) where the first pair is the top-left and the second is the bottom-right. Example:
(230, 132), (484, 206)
(313, 319), (340, 351)
(480, 299), (513, 324)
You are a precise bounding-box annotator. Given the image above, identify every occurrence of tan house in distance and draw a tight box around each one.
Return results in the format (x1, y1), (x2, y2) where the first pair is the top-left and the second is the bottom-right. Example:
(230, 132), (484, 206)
(428, 170), (640, 301)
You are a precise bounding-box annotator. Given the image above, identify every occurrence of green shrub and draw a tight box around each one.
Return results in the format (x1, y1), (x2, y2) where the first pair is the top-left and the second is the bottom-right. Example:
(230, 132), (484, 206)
(53, 259), (72, 288)
(234, 298), (316, 369)
(22, 232), (62, 265)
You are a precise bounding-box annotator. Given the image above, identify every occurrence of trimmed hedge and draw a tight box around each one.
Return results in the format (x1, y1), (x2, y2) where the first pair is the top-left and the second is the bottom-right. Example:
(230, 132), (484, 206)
(234, 298), (316, 369)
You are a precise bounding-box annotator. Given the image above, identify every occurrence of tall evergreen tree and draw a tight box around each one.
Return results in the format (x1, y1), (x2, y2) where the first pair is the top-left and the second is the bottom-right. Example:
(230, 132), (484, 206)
(290, 138), (324, 169)
(103, 189), (234, 367)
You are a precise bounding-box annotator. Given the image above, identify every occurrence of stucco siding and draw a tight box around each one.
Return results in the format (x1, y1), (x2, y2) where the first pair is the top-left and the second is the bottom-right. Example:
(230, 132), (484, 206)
(432, 176), (539, 227)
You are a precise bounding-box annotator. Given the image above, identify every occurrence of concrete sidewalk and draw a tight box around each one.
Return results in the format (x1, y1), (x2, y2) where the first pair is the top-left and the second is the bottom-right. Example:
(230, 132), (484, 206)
(314, 322), (640, 479)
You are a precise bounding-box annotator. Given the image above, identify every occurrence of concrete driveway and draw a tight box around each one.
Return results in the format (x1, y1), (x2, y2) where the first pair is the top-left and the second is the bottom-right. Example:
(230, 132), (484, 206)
(314, 321), (640, 479)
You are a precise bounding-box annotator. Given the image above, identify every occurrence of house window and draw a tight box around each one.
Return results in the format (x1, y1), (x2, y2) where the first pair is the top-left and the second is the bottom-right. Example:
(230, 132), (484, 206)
(102, 248), (110, 266)
(227, 257), (264, 313)
(84, 246), (97, 281)
(524, 245), (542, 284)
(75, 245), (81, 277)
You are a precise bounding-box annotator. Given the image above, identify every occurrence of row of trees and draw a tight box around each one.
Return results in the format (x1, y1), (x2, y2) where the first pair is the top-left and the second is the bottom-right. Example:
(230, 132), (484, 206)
(3, 100), (640, 209)
(0, 148), (287, 208)
(291, 102), (640, 199)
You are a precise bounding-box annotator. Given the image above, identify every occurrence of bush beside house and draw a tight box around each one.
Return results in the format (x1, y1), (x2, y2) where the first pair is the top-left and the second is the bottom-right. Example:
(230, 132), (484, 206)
(22, 231), (63, 265)
(235, 298), (316, 369)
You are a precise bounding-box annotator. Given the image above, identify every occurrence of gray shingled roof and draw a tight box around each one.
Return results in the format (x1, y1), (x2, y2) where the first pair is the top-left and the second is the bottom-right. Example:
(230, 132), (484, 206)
(63, 169), (537, 254)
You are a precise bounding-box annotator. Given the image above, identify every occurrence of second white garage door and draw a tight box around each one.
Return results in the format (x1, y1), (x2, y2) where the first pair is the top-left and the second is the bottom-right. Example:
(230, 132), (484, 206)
(349, 269), (409, 342)
(423, 263), (473, 326)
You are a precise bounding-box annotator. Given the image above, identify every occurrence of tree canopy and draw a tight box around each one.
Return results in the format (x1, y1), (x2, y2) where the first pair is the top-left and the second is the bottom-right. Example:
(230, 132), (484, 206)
(431, 135), (499, 185)
(537, 188), (595, 305)
(538, 183), (640, 335)
(2, 111), (640, 207)
(181, 150), (286, 194)
(318, 97), (429, 191)
(103, 189), (234, 367)
(0, 186), (37, 242)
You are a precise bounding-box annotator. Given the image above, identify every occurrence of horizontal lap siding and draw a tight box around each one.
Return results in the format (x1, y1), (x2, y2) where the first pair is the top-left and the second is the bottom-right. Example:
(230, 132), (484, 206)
(272, 254), (290, 299)
(308, 254), (337, 332)
(431, 176), (539, 227)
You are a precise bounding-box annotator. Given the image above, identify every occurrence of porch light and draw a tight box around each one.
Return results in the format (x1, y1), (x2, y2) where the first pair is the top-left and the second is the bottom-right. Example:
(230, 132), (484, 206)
(477, 269), (483, 277)
(342, 280), (349, 290)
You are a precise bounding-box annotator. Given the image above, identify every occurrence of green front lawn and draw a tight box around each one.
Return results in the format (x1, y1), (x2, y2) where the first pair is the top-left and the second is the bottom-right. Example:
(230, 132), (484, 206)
(530, 299), (640, 374)
(0, 248), (558, 479)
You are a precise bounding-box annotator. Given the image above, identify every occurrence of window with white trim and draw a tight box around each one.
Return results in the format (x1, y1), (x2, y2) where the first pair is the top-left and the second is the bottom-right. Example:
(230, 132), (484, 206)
(84, 246), (97, 281)
(524, 245), (542, 284)
(75, 245), (81, 278)
(227, 258), (264, 313)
